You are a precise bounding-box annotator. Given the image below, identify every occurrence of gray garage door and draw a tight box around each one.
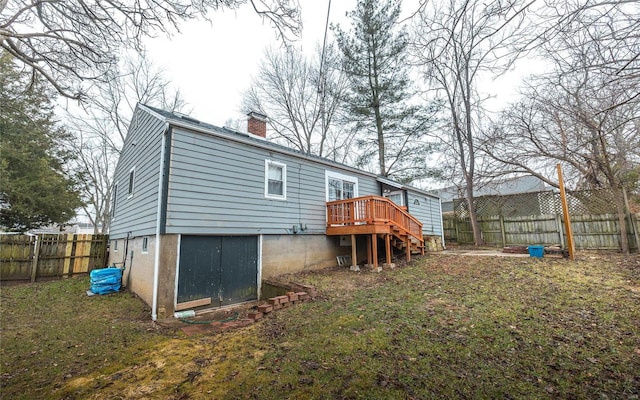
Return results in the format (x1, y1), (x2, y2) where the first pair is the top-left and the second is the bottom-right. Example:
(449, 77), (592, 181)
(177, 235), (258, 307)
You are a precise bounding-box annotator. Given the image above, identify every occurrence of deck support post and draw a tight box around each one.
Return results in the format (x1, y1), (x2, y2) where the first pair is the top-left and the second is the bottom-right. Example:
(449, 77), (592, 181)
(371, 233), (378, 269)
(385, 234), (391, 264)
(350, 234), (359, 271)
(366, 235), (372, 265)
(405, 236), (411, 262)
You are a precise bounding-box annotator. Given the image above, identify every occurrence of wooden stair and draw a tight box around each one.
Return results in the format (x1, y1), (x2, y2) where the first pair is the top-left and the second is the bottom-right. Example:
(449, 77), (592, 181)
(386, 231), (423, 255)
(326, 196), (425, 267)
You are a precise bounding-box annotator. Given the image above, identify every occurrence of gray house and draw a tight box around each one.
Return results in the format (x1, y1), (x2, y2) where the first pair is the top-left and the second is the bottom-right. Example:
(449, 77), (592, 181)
(109, 104), (443, 319)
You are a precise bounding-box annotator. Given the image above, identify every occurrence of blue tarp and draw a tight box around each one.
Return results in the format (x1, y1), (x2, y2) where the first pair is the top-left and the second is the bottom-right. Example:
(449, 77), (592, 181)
(90, 267), (123, 295)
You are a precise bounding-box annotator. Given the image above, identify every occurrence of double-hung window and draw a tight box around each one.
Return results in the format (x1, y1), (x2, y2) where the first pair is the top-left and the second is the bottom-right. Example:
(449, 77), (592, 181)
(265, 160), (286, 200)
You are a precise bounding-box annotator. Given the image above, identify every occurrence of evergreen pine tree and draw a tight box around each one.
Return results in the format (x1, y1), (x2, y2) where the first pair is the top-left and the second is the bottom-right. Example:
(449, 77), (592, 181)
(333, 0), (437, 182)
(0, 51), (83, 231)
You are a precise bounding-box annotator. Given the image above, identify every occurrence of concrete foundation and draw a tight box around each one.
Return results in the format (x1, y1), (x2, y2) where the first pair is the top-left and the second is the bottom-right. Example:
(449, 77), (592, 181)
(110, 233), (370, 317)
(108, 235), (178, 319)
(108, 235), (155, 307)
(262, 234), (367, 278)
(156, 235), (178, 319)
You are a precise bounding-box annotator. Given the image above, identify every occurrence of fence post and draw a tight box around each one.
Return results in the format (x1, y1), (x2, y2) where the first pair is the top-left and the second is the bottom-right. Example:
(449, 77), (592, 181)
(555, 214), (565, 248)
(623, 188), (640, 252)
(455, 220), (460, 244)
(69, 235), (78, 278)
(499, 215), (507, 247)
(62, 234), (73, 276)
(557, 164), (575, 260)
(633, 214), (640, 253)
(30, 236), (41, 283)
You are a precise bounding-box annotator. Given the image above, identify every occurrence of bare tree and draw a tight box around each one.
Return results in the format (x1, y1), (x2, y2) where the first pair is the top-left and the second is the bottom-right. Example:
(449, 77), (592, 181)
(70, 131), (115, 234)
(64, 52), (189, 233)
(411, 0), (532, 245)
(243, 43), (350, 158)
(483, 2), (640, 253)
(528, 0), (639, 106)
(0, 0), (301, 100)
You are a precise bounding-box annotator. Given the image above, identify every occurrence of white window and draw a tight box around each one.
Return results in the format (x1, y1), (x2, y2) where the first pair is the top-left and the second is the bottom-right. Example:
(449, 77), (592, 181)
(142, 237), (149, 254)
(265, 160), (287, 200)
(325, 170), (358, 201)
(127, 167), (135, 198)
(113, 240), (118, 252)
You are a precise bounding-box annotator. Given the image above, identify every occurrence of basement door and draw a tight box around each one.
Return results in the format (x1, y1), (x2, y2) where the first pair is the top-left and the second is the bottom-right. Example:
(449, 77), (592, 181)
(177, 235), (258, 307)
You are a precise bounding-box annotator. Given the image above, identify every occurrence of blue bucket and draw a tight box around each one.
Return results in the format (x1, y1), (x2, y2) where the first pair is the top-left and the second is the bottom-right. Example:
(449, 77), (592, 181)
(528, 245), (544, 258)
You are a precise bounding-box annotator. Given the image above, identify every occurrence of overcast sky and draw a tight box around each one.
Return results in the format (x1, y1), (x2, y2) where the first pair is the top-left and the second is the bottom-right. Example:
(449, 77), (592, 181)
(144, 1), (359, 126)
(143, 0), (536, 127)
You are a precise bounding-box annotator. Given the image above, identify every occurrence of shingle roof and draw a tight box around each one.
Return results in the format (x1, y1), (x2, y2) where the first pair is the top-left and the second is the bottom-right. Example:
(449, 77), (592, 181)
(432, 175), (548, 202)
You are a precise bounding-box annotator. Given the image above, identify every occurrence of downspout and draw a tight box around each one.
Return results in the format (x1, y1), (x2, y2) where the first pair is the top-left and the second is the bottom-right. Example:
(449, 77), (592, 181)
(152, 122), (170, 321)
(438, 197), (446, 250)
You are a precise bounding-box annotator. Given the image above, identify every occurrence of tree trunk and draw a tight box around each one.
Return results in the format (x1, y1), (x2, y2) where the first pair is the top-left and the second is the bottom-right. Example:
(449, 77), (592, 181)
(465, 179), (484, 246)
(375, 106), (386, 176)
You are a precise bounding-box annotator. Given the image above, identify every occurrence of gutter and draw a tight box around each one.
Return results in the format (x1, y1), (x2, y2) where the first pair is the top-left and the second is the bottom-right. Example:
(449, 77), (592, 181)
(151, 122), (170, 321)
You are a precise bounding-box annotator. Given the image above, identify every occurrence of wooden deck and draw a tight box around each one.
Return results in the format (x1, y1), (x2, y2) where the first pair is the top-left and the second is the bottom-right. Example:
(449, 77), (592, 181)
(326, 196), (424, 268)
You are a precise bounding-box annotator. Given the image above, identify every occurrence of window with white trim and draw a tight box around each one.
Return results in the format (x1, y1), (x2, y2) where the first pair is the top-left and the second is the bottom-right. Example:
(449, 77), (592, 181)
(325, 170), (358, 201)
(113, 240), (118, 252)
(142, 237), (149, 254)
(265, 160), (286, 200)
(127, 167), (135, 198)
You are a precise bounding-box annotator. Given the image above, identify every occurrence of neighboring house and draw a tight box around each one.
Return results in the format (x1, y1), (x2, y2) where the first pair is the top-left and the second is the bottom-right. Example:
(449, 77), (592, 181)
(68, 222), (103, 234)
(109, 104), (443, 319)
(432, 176), (548, 213)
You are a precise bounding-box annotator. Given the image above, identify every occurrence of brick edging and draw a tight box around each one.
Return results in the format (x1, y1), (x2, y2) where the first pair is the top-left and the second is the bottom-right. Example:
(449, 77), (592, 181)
(247, 288), (315, 321)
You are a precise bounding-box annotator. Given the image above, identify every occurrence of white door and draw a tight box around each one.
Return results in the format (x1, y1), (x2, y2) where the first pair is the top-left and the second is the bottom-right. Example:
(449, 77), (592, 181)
(385, 190), (404, 206)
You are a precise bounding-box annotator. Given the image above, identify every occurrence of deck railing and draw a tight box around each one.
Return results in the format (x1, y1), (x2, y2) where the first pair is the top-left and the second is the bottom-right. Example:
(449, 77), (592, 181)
(326, 196), (423, 242)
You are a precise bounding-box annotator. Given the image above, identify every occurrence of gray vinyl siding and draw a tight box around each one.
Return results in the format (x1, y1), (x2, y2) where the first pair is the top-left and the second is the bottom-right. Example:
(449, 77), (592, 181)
(110, 106), (442, 238)
(109, 107), (165, 238)
(165, 127), (379, 235)
(407, 191), (443, 236)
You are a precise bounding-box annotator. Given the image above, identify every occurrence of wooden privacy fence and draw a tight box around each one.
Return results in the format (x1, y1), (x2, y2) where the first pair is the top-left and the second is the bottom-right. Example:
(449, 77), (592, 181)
(0, 234), (109, 282)
(443, 213), (640, 251)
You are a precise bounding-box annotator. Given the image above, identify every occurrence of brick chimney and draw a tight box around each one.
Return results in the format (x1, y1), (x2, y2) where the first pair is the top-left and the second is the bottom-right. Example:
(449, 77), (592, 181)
(247, 111), (267, 138)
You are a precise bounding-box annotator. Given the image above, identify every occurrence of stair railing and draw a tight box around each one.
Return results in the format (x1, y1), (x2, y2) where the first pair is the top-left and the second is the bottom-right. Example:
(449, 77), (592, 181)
(326, 196), (423, 244)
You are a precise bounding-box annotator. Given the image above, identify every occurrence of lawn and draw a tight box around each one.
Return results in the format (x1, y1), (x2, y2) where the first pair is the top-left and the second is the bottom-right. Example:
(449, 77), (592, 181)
(1, 253), (639, 399)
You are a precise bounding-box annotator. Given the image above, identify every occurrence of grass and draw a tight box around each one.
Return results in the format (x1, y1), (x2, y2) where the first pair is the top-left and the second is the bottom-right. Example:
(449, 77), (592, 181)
(1, 253), (639, 399)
